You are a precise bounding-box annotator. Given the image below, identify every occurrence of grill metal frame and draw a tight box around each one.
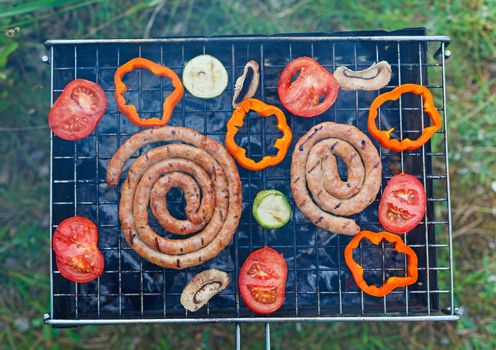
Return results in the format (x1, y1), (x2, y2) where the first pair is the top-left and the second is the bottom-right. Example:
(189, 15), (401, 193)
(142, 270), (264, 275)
(44, 33), (459, 334)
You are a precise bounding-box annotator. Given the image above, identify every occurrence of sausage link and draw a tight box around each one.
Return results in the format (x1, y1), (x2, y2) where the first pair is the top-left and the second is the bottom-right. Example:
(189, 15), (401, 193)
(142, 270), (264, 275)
(291, 122), (381, 235)
(106, 126), (242, 269)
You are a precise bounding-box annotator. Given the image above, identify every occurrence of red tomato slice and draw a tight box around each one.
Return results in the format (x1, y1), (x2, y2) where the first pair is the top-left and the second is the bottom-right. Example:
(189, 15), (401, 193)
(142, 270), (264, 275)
(53, 216), (104, 283)
(239, 246), (287, 314)
(378, 173), (427, 234)
(278, 57), (339, 118)
(49, 79), (107, 141)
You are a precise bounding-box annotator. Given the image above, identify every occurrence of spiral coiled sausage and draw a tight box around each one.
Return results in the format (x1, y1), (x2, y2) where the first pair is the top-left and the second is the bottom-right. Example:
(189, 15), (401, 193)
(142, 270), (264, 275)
(106, 127), (242, 269)
(291, 122), (382, 235)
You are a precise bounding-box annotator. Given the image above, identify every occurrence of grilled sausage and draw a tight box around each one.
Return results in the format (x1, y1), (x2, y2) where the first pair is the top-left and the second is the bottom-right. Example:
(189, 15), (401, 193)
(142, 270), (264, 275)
(150, 171), (214, 232)
(106, 126), (242, 269)
(291, 122), (381, 235)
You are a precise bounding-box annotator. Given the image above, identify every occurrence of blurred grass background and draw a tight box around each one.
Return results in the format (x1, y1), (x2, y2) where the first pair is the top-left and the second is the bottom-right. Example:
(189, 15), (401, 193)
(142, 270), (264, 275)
(0, 0), (495, 349)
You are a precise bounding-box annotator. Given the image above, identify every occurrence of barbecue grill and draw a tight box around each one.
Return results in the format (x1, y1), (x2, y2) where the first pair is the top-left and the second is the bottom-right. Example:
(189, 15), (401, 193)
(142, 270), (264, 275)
(43, 28), (460, 348)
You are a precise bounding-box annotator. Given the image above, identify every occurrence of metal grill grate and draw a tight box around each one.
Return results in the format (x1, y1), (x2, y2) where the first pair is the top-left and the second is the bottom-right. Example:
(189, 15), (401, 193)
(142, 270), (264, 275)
(44, 30), (459, 327)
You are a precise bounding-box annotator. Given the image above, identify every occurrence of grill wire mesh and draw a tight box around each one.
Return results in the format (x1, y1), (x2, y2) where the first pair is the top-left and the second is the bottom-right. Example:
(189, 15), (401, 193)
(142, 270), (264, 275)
(46, 32), (457, 325)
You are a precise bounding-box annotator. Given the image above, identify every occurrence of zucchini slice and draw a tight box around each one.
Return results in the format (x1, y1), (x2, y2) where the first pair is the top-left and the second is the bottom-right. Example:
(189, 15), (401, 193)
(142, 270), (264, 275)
(182, 54), (228, 99)
(252, 190), (292, 229)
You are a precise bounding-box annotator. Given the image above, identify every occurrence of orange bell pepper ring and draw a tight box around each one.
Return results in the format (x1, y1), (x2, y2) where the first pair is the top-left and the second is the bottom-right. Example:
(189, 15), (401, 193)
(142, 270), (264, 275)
(114, 58), (184, 128)
(344, 230), (418, 297)
(225, 98), (292, 171)
(368, 84), (441, 152)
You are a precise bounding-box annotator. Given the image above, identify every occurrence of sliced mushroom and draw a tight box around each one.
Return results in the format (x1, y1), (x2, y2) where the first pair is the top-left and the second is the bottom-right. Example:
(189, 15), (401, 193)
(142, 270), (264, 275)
(232, 60), (260, 108)
(334, 61), (392, 91)
(180, 269), (230, 312)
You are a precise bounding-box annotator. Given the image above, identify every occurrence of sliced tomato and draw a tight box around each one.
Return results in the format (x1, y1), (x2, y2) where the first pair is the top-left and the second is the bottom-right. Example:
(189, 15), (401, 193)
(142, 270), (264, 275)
(239, 246), (287, 314)
(53, 216), (104, 283)
(278, 57), (339, 118)
(49, 79), (107, 141)
(378, 173), (427, 234)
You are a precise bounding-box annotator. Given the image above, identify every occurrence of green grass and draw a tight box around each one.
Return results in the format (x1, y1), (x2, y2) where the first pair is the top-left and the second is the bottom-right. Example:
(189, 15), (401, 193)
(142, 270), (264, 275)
(0, 0), (495, 349)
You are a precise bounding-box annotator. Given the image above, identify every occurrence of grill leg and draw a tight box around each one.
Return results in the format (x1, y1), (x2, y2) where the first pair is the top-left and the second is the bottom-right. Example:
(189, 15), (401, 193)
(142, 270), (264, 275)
(265, 323), (271, 350)
(235, 323), (270, 349)
(236, 323), (241, 350)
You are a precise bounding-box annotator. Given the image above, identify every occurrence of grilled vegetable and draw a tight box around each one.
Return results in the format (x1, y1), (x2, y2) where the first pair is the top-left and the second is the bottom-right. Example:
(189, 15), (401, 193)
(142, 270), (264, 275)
(378, 173), (426, 234)
(225, 98), (292, 171)
(233, 60), (259, 108)
(253, 190), (291, 229)
(334, 61), (392, 91)
(180, 269), (230, 312)
(114, 58), (184, 128)
(49, 79), (107, 140)
(278, 57), (339, 118)
(239, 247), (287, 314)
(368, 84), (442, 152)
(52, 216), (104, 283)
(345, 230), (418, 297)
(182, 54), (228, 98)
